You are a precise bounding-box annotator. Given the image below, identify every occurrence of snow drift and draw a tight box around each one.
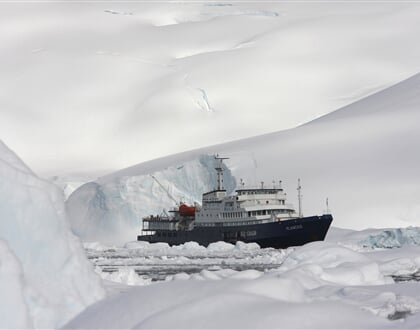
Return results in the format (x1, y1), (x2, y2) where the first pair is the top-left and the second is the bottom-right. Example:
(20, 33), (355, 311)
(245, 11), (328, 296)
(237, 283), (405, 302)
(0, 140), (104, 328)
(66, 155), (236, 244)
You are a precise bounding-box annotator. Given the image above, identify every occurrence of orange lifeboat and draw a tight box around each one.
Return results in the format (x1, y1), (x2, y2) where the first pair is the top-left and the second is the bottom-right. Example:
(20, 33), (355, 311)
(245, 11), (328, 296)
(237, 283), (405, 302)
(179, 204), (196, 217)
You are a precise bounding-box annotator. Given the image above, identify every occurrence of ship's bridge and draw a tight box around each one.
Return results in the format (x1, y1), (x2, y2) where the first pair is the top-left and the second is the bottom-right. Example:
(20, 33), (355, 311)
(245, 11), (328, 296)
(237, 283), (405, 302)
(202, 190), (227, 202)
(236, 188), (286, 205)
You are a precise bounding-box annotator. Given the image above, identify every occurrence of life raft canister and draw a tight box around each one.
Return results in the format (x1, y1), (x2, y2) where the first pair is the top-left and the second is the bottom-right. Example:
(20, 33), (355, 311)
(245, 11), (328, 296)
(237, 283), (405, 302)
(179, 204), (196, 217)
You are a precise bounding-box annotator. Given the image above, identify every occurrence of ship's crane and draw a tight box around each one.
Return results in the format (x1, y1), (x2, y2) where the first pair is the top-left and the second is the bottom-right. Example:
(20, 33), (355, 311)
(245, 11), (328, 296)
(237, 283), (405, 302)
(149, 174), (196, 217)
(149, 174), (179, 206)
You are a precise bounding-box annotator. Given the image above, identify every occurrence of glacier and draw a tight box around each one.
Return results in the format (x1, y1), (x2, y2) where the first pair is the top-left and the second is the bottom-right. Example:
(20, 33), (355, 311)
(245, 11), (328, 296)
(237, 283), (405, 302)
(3, 2), (420, 173)
(0, 140), (105, 328)
(66, 155), (236, 244)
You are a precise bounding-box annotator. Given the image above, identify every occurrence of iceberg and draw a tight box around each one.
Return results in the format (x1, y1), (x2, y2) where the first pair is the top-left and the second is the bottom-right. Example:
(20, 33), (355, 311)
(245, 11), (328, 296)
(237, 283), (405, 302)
(0, 140), (105, 328)
(360, 227), (420, 249)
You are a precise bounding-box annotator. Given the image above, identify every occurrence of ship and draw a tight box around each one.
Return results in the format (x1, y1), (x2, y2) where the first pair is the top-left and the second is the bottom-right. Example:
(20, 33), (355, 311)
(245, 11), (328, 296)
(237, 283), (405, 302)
(137, 156), (333, 249)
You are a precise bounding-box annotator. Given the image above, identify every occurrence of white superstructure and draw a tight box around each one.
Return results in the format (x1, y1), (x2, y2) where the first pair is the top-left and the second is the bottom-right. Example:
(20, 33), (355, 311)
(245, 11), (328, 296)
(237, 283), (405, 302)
(195, 156), (298, 227)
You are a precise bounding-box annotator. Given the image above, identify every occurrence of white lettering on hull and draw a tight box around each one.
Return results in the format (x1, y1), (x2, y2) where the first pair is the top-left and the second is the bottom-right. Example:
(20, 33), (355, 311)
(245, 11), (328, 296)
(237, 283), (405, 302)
(285, 224), (303, 231)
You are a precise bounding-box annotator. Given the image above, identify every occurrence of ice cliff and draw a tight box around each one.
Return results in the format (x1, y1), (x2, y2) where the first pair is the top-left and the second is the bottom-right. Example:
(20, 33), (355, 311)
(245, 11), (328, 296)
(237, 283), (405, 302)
(66, 154), (236, 245)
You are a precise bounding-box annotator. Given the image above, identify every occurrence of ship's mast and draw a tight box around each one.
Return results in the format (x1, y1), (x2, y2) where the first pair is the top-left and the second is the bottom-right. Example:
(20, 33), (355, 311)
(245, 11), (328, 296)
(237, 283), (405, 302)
(214, 155), (229, 190)
(297, 178), (303, 218)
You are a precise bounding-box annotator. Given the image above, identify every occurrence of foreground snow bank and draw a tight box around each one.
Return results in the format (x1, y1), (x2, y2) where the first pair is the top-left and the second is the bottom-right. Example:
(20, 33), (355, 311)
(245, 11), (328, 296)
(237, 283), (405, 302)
(67, 240), (420, 329)
(67, 155), (236, 244)
(0, 240), (31, 328)
(278, 242), (390, 287)
(0, 140), (104, 328)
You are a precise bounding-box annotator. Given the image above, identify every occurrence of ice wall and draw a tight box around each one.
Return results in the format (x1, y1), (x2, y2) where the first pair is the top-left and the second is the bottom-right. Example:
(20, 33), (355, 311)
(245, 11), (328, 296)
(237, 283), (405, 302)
(0, 140), (105, 328)
(66, 154), (236, 245)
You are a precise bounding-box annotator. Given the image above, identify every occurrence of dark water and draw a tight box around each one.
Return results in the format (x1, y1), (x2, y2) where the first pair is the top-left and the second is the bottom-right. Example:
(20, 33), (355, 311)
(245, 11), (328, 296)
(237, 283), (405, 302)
(391, 272), (420, 283)
(86, 247), (284, 282)
(100, 263), (282, 282)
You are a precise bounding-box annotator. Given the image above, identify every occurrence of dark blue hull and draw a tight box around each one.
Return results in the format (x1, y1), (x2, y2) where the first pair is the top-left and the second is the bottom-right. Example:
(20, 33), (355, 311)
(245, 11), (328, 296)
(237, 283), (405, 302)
(138, 214), (333, 249)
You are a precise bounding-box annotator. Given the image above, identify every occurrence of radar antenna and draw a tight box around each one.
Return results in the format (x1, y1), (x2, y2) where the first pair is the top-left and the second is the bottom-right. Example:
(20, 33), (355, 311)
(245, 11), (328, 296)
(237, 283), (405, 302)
(214, 155), (229, 191)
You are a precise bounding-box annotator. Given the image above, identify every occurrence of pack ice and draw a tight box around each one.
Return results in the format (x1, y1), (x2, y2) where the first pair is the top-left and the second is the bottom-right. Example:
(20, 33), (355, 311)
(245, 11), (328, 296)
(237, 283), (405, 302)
(0, 141), (104, 328)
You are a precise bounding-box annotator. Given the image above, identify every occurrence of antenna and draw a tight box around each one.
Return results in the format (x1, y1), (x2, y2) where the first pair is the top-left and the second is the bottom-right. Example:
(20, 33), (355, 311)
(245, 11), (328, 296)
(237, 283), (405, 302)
(297, 178), (303, 218)
(326, 197), (330, 214)
(240, 178), (245, 188)
(261, 181), (264, 189)
(279, 180), (282, 190)
(214, 155), (229, 191)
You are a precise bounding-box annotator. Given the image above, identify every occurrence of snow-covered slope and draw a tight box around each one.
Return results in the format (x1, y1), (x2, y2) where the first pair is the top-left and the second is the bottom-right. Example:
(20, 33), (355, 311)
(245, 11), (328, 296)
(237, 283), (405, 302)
(213, 72), (420, 229)
(0, 140), (105, 328)
(68, 72), (420, 236)
(2, 2), (420, 173)
(66, 155), (236, 244)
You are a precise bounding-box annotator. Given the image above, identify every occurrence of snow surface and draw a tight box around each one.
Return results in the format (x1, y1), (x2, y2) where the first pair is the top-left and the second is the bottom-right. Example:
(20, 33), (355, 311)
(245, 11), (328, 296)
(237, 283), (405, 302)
(67, 228), (420, 329)
(2, 1), (420, 173)
(0, 140), (105, 328)
(67, 155), (236, 244)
